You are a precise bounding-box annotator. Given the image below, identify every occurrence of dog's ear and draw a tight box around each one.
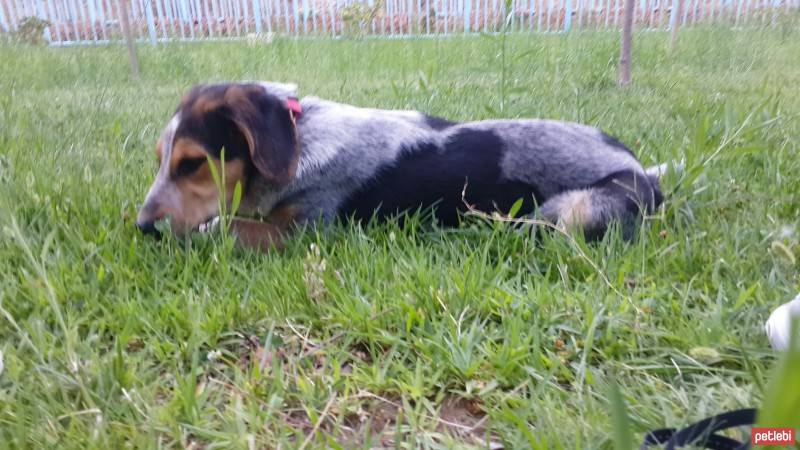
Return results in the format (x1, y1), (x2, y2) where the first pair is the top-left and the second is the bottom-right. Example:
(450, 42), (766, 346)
(224, 85), (299, 186)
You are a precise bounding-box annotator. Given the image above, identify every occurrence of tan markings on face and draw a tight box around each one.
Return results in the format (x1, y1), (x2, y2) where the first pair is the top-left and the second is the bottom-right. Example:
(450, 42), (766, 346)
(190, 94), (223, 116)
(169, 137), (208, 174)
(223, 85), (252, 105)
(165, 137), (248, 234)
(155, 137), (164, 163)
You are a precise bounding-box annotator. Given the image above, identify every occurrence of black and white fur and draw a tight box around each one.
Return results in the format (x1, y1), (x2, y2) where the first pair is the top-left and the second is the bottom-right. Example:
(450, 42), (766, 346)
(241, 83), (663, 240)
(139, 82), (669, 242)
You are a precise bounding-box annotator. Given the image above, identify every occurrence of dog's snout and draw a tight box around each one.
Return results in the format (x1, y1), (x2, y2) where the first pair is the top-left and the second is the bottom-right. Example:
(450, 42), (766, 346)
(136, 202), (164, 238)
(136, 220), (162, 238)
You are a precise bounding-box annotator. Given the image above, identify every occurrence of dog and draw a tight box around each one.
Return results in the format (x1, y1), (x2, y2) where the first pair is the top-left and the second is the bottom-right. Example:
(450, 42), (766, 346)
(136, 82), (666, 249)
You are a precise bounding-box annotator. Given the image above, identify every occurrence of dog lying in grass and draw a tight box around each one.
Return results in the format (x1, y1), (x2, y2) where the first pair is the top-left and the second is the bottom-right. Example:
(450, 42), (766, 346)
(137, 82), (667, 249)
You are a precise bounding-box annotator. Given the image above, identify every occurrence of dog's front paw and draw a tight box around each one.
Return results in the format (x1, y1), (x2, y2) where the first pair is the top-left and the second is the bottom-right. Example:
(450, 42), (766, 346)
(229, 218), (287, 251)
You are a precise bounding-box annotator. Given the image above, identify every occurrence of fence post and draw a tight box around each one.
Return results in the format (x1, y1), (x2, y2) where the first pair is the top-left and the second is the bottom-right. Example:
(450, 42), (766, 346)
(253, 0), (262, 33)
(547, 0), (552, 31)
(87, 0), (100, 42)
(165, 0), (176, 36)
(155, 0), (167, 37)
(56, 0), (70, 41)
(669, 0), (682, 53)
(243, 0), (252, 33)
(443, 0), (448, 34)
(406, 0), (412, 34)
(668, 0), (677, 28)
(66, 0), (80, 41)
(210, 0), (219, 35)
(536, 0), (542, 29)
(529, 0), (534, 31)
(36, 0), (54, 45)
(564, 0), (573, 30)
(328, 0), (335, 36)
(464, 0), (471, 31)
(46, 0), (62, 42)
(98, 0), (111, 41)
(280, 0), (288, 33)
(0, 0), (11, 33)
(8, 0), (19, 31)
(291, 0), (299, 34)
(117, 0), (140, 76)
(426, 0), (430, 33)
(301, 0), (308, 33)
(618, 0), (634, 85)
(144, 0), (157, 43)
(266, 0), (274, 34)
(0, 0), (7, 33)
(76, 0), (91, 40)
(202, 0), (213, 36)
(686, 0), (692, 24)
(416, 0), (421, 34)
(734, 0), (742, 24)
(232, 0), (241, 35)
(178, 0), (189, 38)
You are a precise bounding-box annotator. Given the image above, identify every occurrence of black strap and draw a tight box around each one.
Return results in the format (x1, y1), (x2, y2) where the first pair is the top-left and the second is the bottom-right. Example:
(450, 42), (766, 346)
(641, 408), (757, 450)
(642, 428), (746, 450)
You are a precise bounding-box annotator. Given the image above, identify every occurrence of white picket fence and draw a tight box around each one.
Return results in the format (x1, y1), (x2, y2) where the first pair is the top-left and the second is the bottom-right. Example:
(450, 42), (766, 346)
(0, 0), (797, 45)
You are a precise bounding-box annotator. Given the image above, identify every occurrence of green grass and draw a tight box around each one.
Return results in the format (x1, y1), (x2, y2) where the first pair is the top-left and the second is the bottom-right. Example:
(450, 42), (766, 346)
(1, 27), (799, 449)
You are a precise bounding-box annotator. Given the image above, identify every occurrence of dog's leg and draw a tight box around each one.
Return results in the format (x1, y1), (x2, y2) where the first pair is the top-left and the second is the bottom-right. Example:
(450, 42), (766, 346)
(229, 204), (298, 251)
(539, 188), (635, 240)
(229, 218), (290, 251)
(539, 170), (662, 241)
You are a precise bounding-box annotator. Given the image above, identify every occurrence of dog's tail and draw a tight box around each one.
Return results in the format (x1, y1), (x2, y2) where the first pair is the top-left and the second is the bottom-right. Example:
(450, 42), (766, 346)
(645, 158), (685, 184)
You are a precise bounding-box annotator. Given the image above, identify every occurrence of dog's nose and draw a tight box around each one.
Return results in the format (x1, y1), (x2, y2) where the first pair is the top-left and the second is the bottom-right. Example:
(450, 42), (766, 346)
(136, 220), (162, 238)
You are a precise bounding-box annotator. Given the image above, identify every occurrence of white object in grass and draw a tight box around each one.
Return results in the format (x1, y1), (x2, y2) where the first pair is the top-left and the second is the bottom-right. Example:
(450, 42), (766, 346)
(197, 216), (220, 234)
(645, 159), (685, 179)
(765, 293), (800, 351)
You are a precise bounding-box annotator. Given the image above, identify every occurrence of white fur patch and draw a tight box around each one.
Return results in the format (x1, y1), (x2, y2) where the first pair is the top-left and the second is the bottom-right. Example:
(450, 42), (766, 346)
(540, 189), (597, 230)
(293, 99), (432, 179)
(554, 190), (593, 229)
(161, 113), (181, 161)
(645, 159), (685, 179)
(197, 216), (221, 233)
(141, 113), (183, 219)
(142, 171), (183, 217)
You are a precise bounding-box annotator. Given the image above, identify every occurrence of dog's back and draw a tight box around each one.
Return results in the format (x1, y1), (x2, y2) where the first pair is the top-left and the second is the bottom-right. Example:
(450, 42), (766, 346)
(287, 99), (662, 239)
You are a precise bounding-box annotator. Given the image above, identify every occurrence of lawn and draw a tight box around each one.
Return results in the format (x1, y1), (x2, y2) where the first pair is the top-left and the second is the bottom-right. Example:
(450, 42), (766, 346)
(1, 27), (799, 449)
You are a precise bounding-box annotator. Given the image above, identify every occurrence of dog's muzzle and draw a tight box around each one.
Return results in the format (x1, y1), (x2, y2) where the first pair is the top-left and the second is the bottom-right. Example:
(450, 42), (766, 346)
(136, 220), (162, 238)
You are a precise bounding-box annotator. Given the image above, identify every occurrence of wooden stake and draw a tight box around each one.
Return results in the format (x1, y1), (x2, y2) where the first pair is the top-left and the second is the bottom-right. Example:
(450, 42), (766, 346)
(618, 0), (634, 86)
(669, 0), (684, 54)
(117, 0), (140, 78)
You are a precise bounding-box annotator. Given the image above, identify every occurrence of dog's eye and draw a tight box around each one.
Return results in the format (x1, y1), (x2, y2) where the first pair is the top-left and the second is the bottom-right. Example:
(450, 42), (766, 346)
(174, 157), (206, 177)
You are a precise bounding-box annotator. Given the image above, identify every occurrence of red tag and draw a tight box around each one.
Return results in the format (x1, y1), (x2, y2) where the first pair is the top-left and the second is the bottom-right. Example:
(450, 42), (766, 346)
(751, 428), (795, 446)
(286, 97), (302, 117)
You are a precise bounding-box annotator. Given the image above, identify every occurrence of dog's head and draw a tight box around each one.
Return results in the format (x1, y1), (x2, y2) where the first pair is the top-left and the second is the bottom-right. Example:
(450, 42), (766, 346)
(136, 82), (300, 236)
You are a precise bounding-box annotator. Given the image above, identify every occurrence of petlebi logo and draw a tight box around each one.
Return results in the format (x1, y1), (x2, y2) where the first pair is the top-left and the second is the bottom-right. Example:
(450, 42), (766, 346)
(751, 428), (796, 446)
